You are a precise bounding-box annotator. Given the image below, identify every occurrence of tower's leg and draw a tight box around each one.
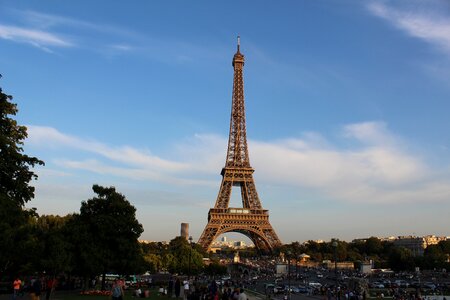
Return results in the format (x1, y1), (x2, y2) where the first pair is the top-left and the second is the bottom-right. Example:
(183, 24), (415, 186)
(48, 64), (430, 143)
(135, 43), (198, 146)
(198, 224), (219, 250)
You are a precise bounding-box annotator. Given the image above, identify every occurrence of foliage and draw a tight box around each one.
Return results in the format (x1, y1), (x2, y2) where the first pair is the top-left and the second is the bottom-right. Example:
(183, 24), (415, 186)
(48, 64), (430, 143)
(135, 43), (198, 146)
(0, 78), (44, 274)
(277, 237), (449, 272)
(0, 82), (44, 207)
(141, 237), (204, 275)
(204, 261), (228, 276)
(67, 185), (145, 286)
(388, 247), (415, 271)
(143, 253), (161, 274)
(35, 214), (74, 275)
(167, 236), (203, 275)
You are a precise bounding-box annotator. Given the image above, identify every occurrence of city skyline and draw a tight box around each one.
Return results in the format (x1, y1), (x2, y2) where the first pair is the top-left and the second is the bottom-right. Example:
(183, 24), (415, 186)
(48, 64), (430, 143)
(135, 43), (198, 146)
(1, 1), (449, 243)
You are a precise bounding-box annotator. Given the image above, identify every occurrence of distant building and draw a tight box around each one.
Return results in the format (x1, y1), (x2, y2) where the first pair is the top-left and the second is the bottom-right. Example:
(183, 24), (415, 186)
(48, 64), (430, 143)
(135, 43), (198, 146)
(380, 236), (396, 242)
(233, 251), (240, 263)
(360, 260), (373, 274)
(423, 235), (447, 246)
(352, 238), (369, 243)
(324, 261), (354, 270)
(209, 246), (222, 253)
(394, 236), (426, 256)
(210, 237), (253, 250)
(276, 263), (288, 275)
(234, 241), (246, 248)
(139, 239), (153, 244)
(393, 235), (447, 256)
(139, 240), (168, 245)
(299, 253), (310, 263)
(180, 223), (189, 240)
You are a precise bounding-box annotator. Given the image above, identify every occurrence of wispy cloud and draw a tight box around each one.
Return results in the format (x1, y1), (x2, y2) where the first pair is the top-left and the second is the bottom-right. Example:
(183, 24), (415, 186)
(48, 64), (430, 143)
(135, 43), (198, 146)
(367, 1), (450, 54)
(21, 10), (141, 39)
(0, 24), (72, 50)
(110, 44), (133, 52)
(27, 123), (450, 205)
(27, 126), (189, 172)
(1, 9), (140, 53)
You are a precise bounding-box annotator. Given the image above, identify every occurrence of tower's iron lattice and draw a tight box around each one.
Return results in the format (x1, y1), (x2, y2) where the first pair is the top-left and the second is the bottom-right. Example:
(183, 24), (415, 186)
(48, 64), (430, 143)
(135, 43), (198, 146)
(198, 39), (282, 252)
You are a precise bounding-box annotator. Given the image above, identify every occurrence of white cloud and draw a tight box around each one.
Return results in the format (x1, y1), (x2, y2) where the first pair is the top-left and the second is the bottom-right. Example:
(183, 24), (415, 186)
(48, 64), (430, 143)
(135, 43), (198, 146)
(343, 121), (396, 145)
(21, 10), (141, 39)
(0, 24), (72, 48)
(26, 123), (450, 205)
(27, 126), (189, 172)
(54, 159), (214, 186)
(4, 9), (226, 61)
(368, 1), (450, 54)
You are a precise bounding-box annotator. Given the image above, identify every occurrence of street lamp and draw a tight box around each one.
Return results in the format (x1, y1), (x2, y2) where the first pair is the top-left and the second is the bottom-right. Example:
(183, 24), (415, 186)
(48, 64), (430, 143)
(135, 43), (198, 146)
(188, 236), (193, 280)
(332, 240), (338, 300)
(287, 250), (291, 300)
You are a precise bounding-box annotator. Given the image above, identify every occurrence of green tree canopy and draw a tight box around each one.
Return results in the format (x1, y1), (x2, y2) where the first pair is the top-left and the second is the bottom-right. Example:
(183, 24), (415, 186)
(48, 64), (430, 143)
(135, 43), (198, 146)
(68, 185), (144, 288)
(168, 236), (203, 275)
(0, 78), (44, 274)
(35, 214), (74, 276)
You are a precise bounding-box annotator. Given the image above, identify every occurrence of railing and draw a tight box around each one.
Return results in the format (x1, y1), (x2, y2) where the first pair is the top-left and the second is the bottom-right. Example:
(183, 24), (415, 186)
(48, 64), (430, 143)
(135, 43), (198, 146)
(209, 208), (268, 215)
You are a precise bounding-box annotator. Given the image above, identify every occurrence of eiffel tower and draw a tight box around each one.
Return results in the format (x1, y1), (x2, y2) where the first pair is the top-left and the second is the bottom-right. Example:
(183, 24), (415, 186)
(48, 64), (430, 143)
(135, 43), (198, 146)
(198, 38), (282, 252)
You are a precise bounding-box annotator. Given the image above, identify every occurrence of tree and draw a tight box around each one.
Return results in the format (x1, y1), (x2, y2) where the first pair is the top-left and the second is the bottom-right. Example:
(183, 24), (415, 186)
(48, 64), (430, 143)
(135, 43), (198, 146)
(143, 253), (161, 273)
(204, 261), (227, 276)
(422, 244), (447, 270)
(168, 236), (203, 275)
(69, 185), (144, 289)
(0, 77), (44, 274)
(389, 247), (415, 271)
(365, 237), (383, 255)
(439, 240), (450, 254)
(35, 215), (74, 276)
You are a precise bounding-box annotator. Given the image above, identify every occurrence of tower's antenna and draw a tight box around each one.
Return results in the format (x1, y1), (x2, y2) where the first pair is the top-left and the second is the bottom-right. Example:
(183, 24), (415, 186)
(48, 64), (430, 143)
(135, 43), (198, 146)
(237, 35), (240, 52)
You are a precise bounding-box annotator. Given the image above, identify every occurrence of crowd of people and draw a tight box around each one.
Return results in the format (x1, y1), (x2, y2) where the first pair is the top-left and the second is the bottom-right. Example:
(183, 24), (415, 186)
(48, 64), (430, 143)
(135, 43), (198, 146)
(133, 278), (249, 300)
(10, 276), (57, 300)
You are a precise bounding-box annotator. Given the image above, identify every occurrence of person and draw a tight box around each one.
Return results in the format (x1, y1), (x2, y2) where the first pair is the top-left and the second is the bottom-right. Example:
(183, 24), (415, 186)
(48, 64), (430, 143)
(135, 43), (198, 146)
(209, 280), (218, 299)
(45, 277), (56, 300)
(238, 288), (247, 300)
(168, 278), (174, 298)
(13, 277), (22, 300)
(159, 285), (165, 296)
(231, 288), (239, 300)
(175, 278), (181, 299)
(31, 277), (42, 300)
(183, 280), (189, 300)
(135, 287), (142, 298)
(111, 279), (124, 300)
(222, 287), (231, 300)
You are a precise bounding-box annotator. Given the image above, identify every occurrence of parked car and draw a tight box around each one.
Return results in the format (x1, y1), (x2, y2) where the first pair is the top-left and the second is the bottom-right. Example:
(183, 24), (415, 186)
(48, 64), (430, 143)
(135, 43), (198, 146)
(308, 282), (322, 288)
(284, 286), (299, 294)
(423, 282), (436, 290)
(394, 280), (409, 288)
(370, 282), (385, 289)
(274, 285), (285, 294)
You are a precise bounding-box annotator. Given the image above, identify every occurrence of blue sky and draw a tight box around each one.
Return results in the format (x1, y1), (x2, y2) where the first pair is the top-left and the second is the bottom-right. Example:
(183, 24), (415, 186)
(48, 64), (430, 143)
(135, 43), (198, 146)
(1, 0), (450, 243)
